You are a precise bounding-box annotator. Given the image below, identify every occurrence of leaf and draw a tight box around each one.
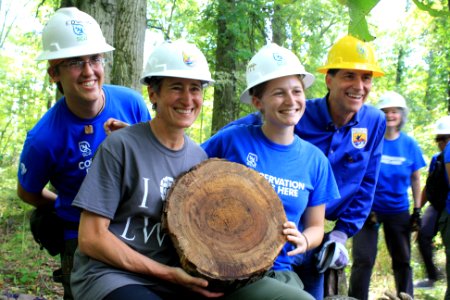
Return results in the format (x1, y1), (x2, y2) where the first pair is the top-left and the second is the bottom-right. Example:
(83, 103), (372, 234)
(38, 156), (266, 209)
(348, 7), (374, 41)
(345, 0), (381, 41)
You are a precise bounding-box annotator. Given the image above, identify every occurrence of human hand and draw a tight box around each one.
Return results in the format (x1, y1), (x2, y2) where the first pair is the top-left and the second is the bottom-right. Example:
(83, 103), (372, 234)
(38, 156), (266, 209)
(170, 267), (224, 298)
(103, 118), (129, 135)
(283, 221), (308, 255)
(410, 208), (421, 232)
(366, 211), (378, 227)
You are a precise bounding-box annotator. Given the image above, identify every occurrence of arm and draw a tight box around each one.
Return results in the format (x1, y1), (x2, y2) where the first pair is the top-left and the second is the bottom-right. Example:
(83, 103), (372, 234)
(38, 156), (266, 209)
(410, 170), (422, 208)
(78, 210), (223, 298)
(419, 187), (427, 208)
(17, 182), (56, 207)
(333, 121), (386, 238)
(284, 204), (325, 256)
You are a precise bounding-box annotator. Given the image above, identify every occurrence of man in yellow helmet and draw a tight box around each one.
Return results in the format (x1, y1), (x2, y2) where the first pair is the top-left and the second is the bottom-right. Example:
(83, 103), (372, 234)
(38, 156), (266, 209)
(222, 35), (386, 299)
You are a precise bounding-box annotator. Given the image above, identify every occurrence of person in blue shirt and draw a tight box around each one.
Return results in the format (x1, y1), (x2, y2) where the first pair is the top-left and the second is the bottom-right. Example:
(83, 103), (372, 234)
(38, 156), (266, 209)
(16, 8), (151, 299)
(415, 116), (450, 289)
(436, 116), (450, 300)
(202, 43), (339, 299)
(348, 91), (426, 300)
(222, 35), (386, 299)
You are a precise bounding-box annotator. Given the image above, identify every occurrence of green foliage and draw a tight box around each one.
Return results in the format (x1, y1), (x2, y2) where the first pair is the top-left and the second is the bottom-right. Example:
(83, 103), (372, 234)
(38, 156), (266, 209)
(1, 0), (449, 297)
(412, 0), (450, 17)
(341, 0), (381, 41)
(0, 208), (62, 298)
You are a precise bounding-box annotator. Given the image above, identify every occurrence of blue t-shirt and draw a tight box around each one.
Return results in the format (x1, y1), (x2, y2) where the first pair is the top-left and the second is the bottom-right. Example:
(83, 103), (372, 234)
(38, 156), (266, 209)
(222, 97), (386, 237)
(444, 143), (450, 213)
(18, 85), (151, 238)
(372, 132), (426, 214)
(202, 124), (339, 271)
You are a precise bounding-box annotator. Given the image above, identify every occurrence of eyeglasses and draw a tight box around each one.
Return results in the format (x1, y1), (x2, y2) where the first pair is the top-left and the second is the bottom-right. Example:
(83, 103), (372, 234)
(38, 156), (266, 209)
(58, 56), (105, 71)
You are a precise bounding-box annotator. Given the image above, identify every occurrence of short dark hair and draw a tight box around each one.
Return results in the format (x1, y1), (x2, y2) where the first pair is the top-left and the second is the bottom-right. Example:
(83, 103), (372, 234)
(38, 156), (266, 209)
(144, 76), (164, 95)
(326, 69), (340, 76)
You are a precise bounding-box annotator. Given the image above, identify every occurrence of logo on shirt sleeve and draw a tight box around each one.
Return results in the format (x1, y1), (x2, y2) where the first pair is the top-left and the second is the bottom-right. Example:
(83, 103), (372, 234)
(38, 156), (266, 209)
(20, 162), (27, 175)
(351, 128), (368, 149)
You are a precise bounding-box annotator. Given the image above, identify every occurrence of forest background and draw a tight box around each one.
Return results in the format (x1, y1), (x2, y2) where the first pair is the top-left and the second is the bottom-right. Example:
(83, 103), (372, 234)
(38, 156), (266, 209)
(0, 0), (449, 299)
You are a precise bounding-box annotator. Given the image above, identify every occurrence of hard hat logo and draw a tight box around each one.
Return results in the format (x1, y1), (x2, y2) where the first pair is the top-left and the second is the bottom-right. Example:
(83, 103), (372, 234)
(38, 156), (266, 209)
(182, 52), (196, 67)
(273, 52), (284, 63)
(247, 63), (256, 73)
(356, 43), (368, 59)
(71, 22), (86, 37)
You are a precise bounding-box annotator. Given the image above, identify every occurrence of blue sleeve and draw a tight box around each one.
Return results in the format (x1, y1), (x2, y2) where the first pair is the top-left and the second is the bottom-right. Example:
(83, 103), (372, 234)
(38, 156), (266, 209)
(411, 138), (426, 171)
(18, 135), (54, 193)
(310, 154), (340, 207)
(333, 117), (386, 237)
(137, 96), (151, 122)
(201, 131), (227, 158)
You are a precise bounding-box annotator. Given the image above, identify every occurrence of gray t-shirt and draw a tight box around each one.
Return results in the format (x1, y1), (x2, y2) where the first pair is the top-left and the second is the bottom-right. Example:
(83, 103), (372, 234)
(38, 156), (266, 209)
(71, 122), (207, 299)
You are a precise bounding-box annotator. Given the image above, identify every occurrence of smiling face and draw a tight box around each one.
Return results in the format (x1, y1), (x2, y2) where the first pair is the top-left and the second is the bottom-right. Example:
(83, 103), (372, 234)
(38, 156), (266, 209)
(326, 69), (373, 126)
(50, 54), (104, 104)
(148, 77), (203, 131)
(382, 107), (402, 130)
(252, 75), (305, 130)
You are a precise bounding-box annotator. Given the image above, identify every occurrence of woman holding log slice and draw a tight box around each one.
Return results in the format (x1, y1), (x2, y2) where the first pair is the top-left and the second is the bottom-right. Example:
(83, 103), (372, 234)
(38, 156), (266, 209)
(202, 43), (339, 296)
(70, 40), (317, 300)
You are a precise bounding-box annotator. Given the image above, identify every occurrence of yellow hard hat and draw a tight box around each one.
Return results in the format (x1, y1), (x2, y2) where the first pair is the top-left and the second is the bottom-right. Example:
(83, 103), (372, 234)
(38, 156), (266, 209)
(317, 35), (384, 77)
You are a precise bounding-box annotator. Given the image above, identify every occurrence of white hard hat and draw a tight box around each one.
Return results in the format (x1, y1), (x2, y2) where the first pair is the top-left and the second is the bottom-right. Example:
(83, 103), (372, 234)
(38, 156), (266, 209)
(240, 43), (315, 104)
(36, 7), (114, 61)
(434, 116), (450, 135)
(140, 40), (214, 87)
(377, 91), (408, 110)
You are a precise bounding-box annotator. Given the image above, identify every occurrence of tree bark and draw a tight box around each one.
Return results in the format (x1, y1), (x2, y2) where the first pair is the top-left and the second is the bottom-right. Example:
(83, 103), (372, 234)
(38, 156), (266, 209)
(111, 0), (146, 91)
(211, 0), (238, 135)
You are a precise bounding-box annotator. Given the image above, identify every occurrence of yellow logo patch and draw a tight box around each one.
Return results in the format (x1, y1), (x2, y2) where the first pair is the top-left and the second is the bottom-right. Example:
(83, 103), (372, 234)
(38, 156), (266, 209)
(352, 128), (368, 149)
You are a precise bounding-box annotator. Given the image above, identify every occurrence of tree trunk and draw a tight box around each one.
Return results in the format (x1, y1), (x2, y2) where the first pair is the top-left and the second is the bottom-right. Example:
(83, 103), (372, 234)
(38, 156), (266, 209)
(111, 0), (146, 91)
(272, 4), (287, 45)
(211, 0), (238, 135)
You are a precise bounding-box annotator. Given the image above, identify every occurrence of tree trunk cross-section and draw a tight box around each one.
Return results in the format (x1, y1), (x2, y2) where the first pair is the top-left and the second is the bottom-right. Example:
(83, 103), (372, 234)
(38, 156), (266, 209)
(163, 158), (287, 292)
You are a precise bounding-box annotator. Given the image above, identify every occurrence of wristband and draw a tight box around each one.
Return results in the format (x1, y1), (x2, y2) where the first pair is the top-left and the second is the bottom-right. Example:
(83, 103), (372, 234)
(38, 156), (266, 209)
(301, 232), (310, 250)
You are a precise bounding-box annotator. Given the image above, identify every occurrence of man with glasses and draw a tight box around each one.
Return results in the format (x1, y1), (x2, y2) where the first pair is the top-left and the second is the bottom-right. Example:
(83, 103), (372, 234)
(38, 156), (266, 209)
(17, 7), (151, 299)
